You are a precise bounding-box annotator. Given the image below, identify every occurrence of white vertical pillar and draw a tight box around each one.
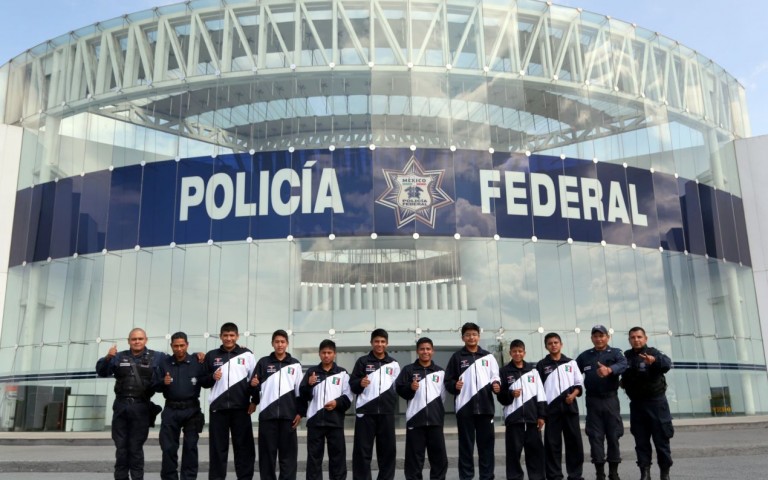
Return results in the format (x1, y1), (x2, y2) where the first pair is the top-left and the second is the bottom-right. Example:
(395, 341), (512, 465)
(343, 283), (351, 310)
(419, 284), (427, 310)
(376, 284), (385, 310)
(354, 283), (362, 310)
(388, 284), (396, 309)
(398, 284), (407, 310)
(460, 283), (468, 310)
(366, 283), (374, 309)
(429, 284), (438, 310)
(323, 284), (331, 311)
(440, 283), (448, 310)
(332, 284), (340, 311)
(451, 283), (459, 310)
(410, 284), (418, 309)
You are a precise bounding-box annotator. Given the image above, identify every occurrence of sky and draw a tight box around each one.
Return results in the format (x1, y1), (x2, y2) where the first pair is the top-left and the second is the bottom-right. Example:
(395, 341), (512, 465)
(0, 0), (766, 136)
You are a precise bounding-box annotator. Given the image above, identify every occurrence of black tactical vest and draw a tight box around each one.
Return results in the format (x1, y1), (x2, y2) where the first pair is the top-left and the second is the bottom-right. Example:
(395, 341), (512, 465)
(114, 350), (155, 399)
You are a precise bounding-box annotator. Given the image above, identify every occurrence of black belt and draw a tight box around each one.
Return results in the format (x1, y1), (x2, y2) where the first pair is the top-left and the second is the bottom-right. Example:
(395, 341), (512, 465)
(166, 399), (199, 409)
(116, 396), (147, 404)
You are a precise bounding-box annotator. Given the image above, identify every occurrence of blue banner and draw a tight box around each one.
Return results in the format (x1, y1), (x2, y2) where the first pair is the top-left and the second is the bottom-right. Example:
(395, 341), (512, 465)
(8, 148), (751, 267)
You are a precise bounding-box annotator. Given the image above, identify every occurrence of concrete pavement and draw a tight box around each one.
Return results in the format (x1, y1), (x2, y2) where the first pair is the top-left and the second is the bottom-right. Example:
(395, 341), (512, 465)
(1, 416), (767, 477)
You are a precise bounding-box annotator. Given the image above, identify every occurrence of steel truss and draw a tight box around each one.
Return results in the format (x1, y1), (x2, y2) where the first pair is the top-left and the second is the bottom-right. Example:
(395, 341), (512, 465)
(3, 0), (747, 151)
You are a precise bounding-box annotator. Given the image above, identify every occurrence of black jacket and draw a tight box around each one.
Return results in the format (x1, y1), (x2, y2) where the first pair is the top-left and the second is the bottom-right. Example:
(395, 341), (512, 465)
(254, 352), (306, 421)
(299, 363), (352, 428)
(497, 361), (547, 425)
(444, 347), (500, 416)
(349, 351), (400, 415)
(576, 346), (627, 397)
(395, 361), (446, 428)
(622, 346), (671, 401)
(156, 353), (208, 401)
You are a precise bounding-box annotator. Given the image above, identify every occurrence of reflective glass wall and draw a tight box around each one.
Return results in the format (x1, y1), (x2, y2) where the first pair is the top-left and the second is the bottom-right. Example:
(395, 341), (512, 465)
(0, 0), (765, 430)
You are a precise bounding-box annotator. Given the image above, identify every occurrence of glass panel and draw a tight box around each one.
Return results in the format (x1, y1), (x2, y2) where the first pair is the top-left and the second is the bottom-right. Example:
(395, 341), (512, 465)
(731, 197), (751, 267)
(562, 157), (601, 243)
(174, 157), (214, 245)
(77, 170), (111, 255)
(714, 190), (739, 264)
(31, 182), (55, 262)
(105, 165), (143, 251)
(8, 188), (32, 266)
(530, 155), (567, 241)
(597, 162), (632, 246)
(679, 179), (706, 256)
(653, 172), (685, 252)
(49, 177), (83, 259)
(333, 147), (374, 236)
(139, 161), (178, 248)
(491, 152), (530, 240)
(626, 166), (658, 249)
(698, 183), (722, 259)
(290, 149), (334, 239)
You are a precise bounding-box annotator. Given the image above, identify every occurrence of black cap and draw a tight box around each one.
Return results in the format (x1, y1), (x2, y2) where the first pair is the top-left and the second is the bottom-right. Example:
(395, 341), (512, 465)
(591, 324), (609, 335)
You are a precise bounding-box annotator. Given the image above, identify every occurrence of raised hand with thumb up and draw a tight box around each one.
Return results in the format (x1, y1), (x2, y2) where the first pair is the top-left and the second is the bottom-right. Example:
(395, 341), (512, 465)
(164, 371), (172, 385)
(309, 371), (318, 386)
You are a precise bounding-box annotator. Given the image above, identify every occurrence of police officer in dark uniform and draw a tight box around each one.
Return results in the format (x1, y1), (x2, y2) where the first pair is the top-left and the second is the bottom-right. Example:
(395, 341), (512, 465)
(96, 328), (165, 480)
(621, 327), (673, 480)
(576, 325), (627, 480)
(156, 332), (207, 480)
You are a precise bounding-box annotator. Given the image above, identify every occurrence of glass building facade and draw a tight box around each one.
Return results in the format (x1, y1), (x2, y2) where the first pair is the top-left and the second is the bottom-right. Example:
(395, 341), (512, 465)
(0, 0), (765, 431)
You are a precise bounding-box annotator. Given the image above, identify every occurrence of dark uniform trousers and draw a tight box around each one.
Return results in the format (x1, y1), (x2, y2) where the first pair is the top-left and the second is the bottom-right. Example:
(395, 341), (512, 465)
(159, 405), (201, 480)
(258, 419), (299, 480)
(456, 413), (495, 480)
(584, 394), (623, 465)
(306, 426), (347, 480)
(209, 409), (255, 480)
(629, 395), (673, 469)
(112, 398), (151, 480)
(404, 425), (448, 480)
(543, 411), (583, 480)
(352, 414), (396, 480)
(505, 423), (545, 480)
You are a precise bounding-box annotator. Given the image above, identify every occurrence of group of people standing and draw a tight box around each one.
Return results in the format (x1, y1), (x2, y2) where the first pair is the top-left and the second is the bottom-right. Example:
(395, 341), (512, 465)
(96, 321), (673, 480)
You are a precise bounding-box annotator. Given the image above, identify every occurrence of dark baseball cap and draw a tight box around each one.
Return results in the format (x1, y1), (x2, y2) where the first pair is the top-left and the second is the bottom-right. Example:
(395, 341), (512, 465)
(591, 324), (609, 335)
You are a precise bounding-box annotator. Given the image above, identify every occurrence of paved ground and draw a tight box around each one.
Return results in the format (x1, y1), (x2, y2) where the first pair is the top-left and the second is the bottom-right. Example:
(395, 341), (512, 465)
(1, 416), (767, 478)
(2, 455), (768, 479)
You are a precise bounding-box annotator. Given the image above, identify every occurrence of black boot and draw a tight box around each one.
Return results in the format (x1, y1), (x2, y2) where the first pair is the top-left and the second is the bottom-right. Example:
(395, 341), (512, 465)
(595, 462), (607, 480)
(659, 466), (670, 480)
(639, 466), (651, 480)
(608, 462), (621, 480)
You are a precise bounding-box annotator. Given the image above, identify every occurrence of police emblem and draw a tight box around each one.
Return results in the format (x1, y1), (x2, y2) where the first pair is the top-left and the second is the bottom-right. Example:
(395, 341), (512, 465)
(376, 156), (454, 228)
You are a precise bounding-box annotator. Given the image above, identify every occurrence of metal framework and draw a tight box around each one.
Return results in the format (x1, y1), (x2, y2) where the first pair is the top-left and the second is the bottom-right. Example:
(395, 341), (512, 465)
(2, 0), (748, 151)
